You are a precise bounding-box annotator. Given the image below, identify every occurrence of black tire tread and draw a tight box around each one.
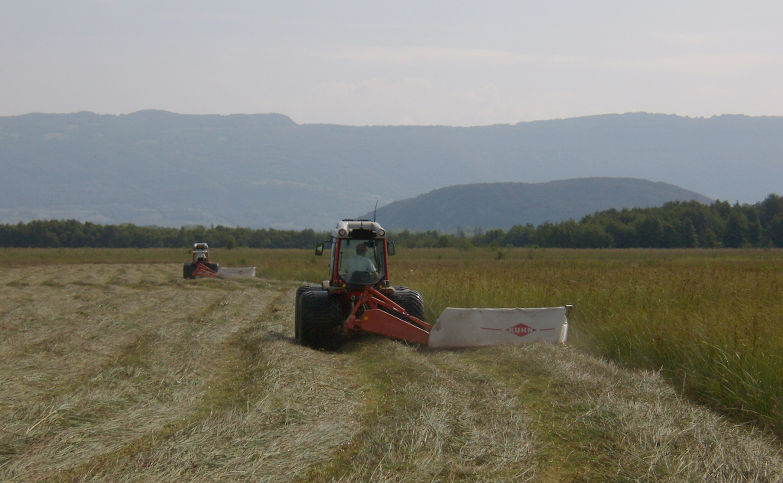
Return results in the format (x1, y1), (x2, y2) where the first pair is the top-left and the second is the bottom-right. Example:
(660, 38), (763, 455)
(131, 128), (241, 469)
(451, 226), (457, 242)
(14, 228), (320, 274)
(295, 284), (318, 342)
(298, 289), (344, 350)
(387, 286), (426, 325)
(183, 263), (196, 279)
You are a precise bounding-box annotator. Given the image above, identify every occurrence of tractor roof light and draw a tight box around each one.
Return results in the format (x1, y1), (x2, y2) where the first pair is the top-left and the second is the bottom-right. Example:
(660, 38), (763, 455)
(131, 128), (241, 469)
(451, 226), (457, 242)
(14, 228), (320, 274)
(334, 220), (387, 239)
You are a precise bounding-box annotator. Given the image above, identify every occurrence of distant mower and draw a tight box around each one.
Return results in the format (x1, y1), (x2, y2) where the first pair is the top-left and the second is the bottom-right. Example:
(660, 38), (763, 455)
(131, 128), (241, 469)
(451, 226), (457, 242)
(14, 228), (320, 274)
(183, 242), (256, 279)
(295, 219), (571, 350)
(183, 242), (219, 278)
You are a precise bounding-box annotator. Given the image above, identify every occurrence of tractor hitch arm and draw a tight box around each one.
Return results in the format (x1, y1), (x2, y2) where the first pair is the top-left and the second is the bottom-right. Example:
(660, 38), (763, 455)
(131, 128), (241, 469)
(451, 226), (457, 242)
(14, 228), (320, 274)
(345, 287), (432, 345)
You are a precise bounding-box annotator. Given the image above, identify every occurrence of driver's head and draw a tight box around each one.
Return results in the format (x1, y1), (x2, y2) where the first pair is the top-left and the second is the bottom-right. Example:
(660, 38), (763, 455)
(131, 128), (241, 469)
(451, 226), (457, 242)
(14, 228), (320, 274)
(356, 243), (367, 255)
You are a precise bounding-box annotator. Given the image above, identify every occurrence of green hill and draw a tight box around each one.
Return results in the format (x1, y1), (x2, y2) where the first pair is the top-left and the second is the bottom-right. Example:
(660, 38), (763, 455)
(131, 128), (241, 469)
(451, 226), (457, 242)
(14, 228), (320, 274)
(370, 178), (712, 231)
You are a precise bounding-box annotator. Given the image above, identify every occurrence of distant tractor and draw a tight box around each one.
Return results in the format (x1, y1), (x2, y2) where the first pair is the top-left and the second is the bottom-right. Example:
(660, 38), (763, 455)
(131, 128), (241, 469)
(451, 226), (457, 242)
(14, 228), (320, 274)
(295, 219), (429, 349)
(183, 242), (219, 279)
(295, 219), (572, 350)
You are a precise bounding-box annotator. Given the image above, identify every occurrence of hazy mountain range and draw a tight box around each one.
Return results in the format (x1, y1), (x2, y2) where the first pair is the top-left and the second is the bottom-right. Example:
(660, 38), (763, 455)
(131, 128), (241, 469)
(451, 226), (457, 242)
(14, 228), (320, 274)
(0, 111), (780, 230)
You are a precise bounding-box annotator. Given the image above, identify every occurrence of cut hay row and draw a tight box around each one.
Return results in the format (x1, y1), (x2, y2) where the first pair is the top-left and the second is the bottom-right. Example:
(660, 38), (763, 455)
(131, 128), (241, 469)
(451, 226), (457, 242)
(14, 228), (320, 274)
(1, 261), (781, 480)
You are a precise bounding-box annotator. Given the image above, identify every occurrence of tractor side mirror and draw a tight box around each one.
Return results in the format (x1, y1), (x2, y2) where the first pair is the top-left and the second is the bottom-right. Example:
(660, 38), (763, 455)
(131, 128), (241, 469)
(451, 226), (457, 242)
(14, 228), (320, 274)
(387, 240), (396, 256)
(315, 243), (324, 256)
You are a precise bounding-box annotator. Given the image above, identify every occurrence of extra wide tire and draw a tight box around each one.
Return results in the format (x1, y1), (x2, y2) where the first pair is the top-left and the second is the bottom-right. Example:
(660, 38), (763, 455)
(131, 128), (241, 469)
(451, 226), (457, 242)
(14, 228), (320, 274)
(296, 284), (317, 301)
(295, 284), (317, 342)
(183, 263), (196, 279)
(297, 289), (344, 350)
(388, 286), (426, 324)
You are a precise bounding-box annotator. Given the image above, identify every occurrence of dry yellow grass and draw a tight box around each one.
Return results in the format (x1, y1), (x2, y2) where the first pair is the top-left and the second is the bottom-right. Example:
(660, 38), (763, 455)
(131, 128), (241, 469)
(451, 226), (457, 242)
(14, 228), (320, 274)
(0, 264), (361, 480)
(1, 258), (782, 480)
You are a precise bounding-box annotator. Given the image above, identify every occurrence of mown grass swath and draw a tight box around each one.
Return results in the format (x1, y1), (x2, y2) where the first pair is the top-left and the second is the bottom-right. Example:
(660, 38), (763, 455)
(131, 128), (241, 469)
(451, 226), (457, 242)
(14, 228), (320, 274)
(2, 247), (781, 438)
(1, 248), (781, 479)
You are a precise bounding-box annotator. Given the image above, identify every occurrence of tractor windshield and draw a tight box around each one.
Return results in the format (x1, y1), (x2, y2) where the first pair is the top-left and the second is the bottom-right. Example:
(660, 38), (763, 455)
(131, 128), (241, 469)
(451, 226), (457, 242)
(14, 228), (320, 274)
(337, 238), (386, 285)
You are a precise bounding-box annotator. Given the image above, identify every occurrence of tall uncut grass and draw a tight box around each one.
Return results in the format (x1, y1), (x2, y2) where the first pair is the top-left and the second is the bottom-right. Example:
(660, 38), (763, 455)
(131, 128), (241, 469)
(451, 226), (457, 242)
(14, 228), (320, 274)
(387, 248), (783, 438)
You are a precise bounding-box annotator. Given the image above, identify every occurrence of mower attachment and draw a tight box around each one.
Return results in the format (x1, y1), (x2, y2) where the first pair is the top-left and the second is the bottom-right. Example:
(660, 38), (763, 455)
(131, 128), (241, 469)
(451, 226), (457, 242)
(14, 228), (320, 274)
(428, 306), (570, 349)
(183, 242), (256, 279)
(346, 289), (571, 349)
(215, 267), (256, 278)
(192, 262), (219, 278)
(345, 287), (432, 345)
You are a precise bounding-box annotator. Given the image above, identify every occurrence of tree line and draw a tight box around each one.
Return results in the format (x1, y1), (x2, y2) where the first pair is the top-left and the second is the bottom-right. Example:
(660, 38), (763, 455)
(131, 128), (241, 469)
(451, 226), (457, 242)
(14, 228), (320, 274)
(2, 195), (782, 249)
(0, 221), (323, 249)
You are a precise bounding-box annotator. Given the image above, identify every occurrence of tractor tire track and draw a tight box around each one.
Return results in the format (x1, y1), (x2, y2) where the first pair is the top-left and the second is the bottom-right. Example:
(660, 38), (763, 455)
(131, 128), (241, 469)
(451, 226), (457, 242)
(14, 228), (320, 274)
(52, 283), (364, 481)
(306, 338), (539, 482)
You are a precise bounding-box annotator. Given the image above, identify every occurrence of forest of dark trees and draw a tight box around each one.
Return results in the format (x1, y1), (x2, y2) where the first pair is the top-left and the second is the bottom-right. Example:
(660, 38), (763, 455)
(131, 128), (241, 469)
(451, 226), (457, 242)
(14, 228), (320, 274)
(2, 195), (783, 249)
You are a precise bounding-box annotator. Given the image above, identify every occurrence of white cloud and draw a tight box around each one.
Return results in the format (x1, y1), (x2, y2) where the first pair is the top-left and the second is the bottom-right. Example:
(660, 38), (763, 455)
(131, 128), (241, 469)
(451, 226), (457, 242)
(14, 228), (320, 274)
(654, 32), (716, 46)
(3, 2), (783, 122)
(604, 52), (783, 75)
(326, 46), (537, 65)
(299, 77), (577, 126)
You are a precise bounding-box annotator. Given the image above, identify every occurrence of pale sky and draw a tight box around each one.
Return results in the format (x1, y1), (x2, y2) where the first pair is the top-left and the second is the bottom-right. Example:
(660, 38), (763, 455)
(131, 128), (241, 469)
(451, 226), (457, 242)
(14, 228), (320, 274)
(2, 0), (782, 126)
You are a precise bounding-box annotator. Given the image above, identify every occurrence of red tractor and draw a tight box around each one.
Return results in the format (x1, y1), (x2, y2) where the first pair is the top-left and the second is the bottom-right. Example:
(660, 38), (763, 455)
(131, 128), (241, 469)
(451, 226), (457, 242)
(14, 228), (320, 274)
(295, 219), (571, 350)
(295, 219), (431, 349)
(183, 242), (220, 279)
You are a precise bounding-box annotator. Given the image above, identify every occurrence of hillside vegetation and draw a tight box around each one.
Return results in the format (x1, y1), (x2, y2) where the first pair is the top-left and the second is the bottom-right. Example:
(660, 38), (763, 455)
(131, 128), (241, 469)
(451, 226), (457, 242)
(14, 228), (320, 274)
(367, 178), (710, 231)
(1, 249), (782, 480)
(2, 194), (782, 248)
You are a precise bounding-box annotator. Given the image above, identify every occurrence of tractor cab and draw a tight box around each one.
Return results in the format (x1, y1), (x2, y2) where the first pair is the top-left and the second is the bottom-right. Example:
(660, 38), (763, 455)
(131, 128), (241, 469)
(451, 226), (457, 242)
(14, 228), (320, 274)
(316, 219), (394, 290)
(191, 242), (210, 263)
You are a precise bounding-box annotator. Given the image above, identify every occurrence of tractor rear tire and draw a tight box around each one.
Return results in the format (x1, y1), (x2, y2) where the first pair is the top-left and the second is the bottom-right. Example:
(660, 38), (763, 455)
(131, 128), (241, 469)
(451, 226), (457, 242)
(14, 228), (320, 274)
(298, 289), (344, 350)
(389, 286), (426, 323)
(183, 263), (196, 279)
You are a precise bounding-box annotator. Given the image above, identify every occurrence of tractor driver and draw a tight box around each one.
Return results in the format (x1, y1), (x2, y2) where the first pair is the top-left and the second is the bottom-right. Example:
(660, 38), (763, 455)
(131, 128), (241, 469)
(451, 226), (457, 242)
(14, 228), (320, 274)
(344, 243), (378, 281)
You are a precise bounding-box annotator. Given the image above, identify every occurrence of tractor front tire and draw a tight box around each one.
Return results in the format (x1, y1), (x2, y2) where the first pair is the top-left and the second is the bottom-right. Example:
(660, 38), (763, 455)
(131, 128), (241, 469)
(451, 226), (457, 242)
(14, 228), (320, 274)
(296, 284), (317, 301)
(295, 284), (319, 341)
(183, 263), (196, 279)
(297, 289), (344, 350)
(294, 284), (317, 342)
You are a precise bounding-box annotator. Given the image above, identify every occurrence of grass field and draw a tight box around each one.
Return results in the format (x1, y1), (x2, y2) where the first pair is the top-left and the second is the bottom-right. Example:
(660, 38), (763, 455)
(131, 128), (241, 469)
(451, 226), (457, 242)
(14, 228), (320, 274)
(390, 248), (783, 439)
(1, 248), (782, 480)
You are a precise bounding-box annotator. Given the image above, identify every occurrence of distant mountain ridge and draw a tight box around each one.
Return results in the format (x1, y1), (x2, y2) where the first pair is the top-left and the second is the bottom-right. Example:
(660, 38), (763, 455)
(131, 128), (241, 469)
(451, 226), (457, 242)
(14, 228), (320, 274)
(367, 178), (712, 231)
(0, 111), (780, 229)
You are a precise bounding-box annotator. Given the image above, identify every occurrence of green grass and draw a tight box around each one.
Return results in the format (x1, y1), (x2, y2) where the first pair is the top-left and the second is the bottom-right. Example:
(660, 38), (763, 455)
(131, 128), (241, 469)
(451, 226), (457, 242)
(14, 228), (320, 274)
(389, 247), (783, 438)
